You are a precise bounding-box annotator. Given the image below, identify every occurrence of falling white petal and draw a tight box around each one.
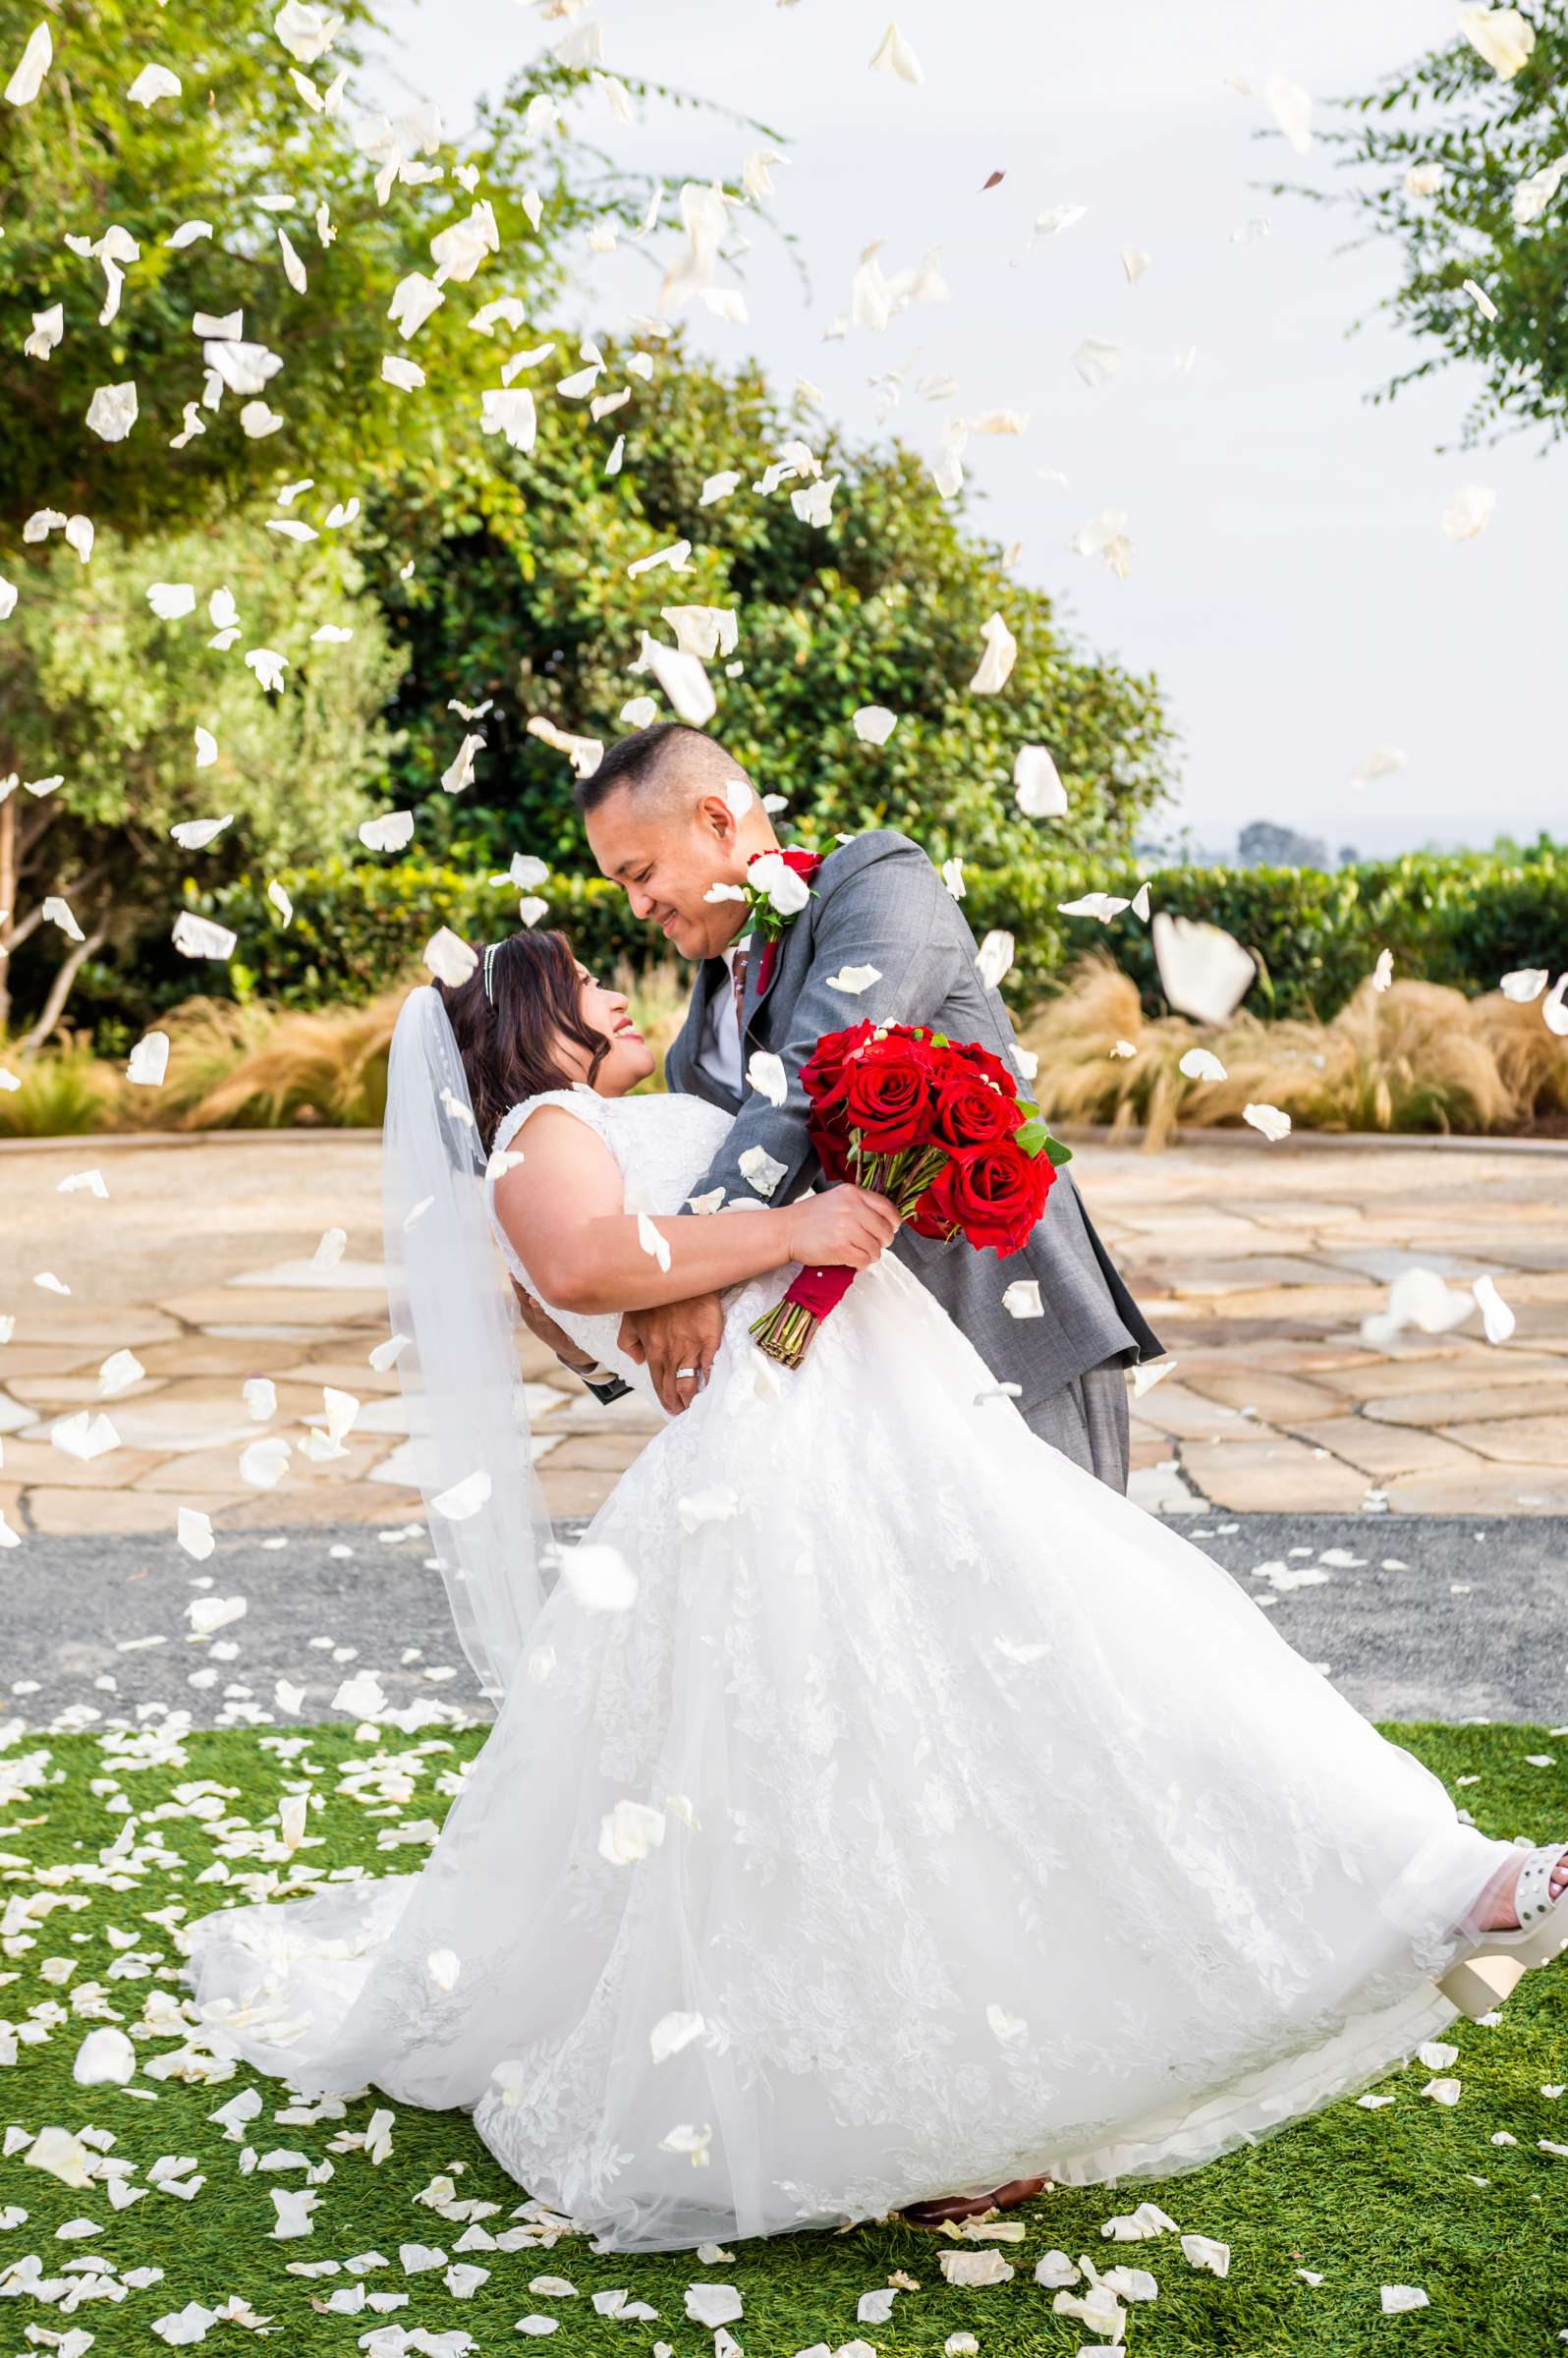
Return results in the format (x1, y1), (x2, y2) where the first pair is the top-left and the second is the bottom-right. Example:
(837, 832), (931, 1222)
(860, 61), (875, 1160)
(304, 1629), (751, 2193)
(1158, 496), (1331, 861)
(852, 705), (898, 745)
(970, 611), (1017, 695)
(84, 382), (139, 442)
(4, 20), (51, 105)
(1442, 484), (1495, 540)
(1262, 72), (1313, 154)
(1458, 7), (1534, 77)
(1472, 1274), (1516, 1344)
(1242, 1101), (1291, 1142)
(127, 63), (181, 105)
(1178, 1047), (1227, 1082)
(868, 20), (924, 83)
(1014, 744), (1067, 818)
(1152, 912), (1256, 1025)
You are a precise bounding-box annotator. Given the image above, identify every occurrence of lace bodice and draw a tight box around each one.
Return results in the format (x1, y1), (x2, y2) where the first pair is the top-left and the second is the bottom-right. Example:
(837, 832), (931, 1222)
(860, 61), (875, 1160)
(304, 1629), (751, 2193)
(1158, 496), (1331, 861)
(484, 1087), (738, 1395)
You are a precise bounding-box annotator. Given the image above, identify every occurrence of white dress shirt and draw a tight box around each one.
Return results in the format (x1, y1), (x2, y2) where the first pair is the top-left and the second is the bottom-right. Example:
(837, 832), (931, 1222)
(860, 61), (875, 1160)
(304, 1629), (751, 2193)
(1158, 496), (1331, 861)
(694, 932), (751, 1099)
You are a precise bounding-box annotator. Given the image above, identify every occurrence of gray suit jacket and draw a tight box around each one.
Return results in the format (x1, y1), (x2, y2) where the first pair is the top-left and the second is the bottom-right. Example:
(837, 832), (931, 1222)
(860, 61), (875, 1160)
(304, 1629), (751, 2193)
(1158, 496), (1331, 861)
(663, 830), (1162, 1418)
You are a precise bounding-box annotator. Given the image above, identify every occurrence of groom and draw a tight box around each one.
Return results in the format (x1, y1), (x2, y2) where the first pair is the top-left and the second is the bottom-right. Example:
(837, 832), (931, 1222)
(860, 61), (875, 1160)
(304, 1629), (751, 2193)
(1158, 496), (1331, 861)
(561, 720), (1160, 1487)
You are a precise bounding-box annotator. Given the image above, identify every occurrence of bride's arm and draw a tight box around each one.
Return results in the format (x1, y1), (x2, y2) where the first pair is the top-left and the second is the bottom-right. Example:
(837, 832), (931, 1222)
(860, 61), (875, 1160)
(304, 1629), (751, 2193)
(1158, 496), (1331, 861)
(493, 1106), (894, 1318)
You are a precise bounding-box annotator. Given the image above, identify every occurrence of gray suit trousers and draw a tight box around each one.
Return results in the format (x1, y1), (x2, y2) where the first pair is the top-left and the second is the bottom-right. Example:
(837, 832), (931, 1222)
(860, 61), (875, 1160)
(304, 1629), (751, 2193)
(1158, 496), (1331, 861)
(1025, 1358), (1131, 1491)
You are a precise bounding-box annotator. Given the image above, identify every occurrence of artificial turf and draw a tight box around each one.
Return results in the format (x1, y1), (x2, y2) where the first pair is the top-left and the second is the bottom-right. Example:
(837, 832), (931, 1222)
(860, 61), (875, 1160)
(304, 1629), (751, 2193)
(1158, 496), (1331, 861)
(1, 1717), (1564, 2357)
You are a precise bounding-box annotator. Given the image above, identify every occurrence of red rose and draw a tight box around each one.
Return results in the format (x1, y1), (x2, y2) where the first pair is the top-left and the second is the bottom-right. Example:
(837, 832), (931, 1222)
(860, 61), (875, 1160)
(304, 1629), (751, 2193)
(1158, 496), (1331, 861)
(808, 1107), (855, 1183)
(910, 1138), (1054, 1256)
(800, 1019), (874, 1109)
(776, 847), (823, 883)
(944, 1035), (1020, 1096)
(930, 1069), (1024, 1152)
(842, 1032), (936, 1152)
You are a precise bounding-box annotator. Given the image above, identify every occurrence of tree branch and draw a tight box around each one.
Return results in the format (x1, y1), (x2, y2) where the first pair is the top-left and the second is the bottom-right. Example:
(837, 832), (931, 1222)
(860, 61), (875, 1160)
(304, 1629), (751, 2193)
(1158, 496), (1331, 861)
(17, 914), (111, 1054)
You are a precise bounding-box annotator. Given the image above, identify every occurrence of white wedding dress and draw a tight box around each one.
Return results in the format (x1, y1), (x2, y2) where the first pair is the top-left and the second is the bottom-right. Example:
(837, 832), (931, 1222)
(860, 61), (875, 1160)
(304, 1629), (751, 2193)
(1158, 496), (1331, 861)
(181, 1086), (1516, 2252)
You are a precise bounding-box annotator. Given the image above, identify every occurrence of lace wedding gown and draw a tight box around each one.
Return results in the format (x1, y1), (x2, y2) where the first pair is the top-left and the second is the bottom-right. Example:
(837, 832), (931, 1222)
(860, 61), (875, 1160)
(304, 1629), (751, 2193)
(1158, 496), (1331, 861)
(182, 1087), (1515, 2252)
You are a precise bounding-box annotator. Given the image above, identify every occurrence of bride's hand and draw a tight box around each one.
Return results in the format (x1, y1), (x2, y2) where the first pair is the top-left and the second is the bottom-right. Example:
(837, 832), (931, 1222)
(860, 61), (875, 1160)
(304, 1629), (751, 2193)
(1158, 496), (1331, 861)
(785, 1184), (901, 1269)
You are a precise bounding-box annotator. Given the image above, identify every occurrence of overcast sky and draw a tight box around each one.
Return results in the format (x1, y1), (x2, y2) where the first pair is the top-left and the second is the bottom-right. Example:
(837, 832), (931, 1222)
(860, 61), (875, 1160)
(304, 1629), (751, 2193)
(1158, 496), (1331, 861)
(377, 0), (1566, 859)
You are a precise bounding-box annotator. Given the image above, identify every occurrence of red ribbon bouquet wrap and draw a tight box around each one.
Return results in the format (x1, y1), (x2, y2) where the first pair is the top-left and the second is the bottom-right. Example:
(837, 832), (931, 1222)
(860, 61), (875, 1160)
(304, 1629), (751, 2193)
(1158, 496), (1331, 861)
(749, 1021), (1071, 1369)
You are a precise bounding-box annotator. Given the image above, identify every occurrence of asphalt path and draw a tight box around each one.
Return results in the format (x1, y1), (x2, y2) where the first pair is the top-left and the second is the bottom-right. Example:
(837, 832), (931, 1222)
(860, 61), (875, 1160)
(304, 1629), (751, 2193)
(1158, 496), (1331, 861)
(2, 1513), (1564, 1735)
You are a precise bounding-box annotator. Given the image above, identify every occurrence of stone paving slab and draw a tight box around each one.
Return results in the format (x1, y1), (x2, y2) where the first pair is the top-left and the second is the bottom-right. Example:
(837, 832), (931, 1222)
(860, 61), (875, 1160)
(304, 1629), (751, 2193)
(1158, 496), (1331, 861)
(1, 1130), (1564, 1538)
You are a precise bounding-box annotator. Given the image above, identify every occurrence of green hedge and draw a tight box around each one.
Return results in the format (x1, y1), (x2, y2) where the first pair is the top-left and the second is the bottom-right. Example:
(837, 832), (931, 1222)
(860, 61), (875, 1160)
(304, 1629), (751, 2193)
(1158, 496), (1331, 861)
(78, 839), (1567, 1044)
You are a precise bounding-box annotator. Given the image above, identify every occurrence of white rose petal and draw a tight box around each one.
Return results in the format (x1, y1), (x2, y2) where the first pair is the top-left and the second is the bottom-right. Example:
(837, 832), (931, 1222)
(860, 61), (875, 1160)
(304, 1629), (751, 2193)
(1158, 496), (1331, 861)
(127, 63), (181, 105)
(970, 611), (1018, 695)
(74, 2026), (137, 2085)
(868, 19), (923, 83)
(171, 912), (237, 960)
(331, 1668), (387, 1721)
(240, 1435), (292, 1488)
(1181, 2234), (1230, 2276)
(1242, 1101), (1292, 1141)
(146, 585), (196, 622)
(1262, 72), (1313, 154)
(1014, 744), (1067, 817)
(825, 964), (881, 994)
(177, 1507), (215, 1560)
(735, 1141), (782, 1198)
(382, 355), (425, 391)
(747, 1050), (788, 1107)
(1459, 7), (1534, 78)
(127, 1032), (170, 1086)
(1073, 337), (1122, 389)
(424, 926), (476, 986)
(480, 387), (537, 451)
(361, 811), (416, 853)
(975, 929), (1015, 990)
(1499, 968), (1548, 1001)
(52, 1410), (119, 1461)
(1002, 1280), (1044, 1321)
(1442, 483), (1495, 540)
(1380, 2284), (1429, 2314)
(85, 382), (139, 441)
(1472, 1273), (1516, 1344)
(598, 1799), (666, 1865)
(1179, 1048), (1227, 1082)
(560, 1542), (638, 1612)
(274, 0), (343, 62)
(1058, 892), (1130, 924)
(852, 704), (898, 745)
(650, 2011), (706, 2063)
(170, 815), (233, 851)
(678, 1485), (741, 1534)
(5, 20), (52, 105)
(1152, 911), (1256, 1025)
(433, 1469), (491, 1522)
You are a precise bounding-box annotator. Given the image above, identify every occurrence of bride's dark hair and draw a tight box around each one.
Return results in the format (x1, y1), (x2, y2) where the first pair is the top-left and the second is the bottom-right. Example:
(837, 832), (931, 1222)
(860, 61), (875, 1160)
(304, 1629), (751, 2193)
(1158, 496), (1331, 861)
(434, 929), (610, 1153)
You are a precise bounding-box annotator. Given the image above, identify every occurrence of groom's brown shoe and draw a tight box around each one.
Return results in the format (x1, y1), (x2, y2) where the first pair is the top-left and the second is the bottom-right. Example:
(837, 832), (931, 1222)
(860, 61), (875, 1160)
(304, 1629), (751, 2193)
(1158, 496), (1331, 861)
(899, 2174), (1047, 2229)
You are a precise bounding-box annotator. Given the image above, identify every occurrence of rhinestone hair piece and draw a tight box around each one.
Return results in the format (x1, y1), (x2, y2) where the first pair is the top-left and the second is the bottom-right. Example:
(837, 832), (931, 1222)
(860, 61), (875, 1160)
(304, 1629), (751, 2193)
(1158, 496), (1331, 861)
(482, 940), (501, 1005)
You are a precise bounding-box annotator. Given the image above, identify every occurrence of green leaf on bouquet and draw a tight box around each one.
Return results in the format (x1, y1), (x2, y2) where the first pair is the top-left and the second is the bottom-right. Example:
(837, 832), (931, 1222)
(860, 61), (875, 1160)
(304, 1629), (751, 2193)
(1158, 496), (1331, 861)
(1016, 1117), (1074, 1165)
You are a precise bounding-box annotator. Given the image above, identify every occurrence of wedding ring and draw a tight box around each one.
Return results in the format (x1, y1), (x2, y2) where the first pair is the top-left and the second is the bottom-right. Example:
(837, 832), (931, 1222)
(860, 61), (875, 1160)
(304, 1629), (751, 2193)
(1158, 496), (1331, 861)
(674, 1367), (698, 1379)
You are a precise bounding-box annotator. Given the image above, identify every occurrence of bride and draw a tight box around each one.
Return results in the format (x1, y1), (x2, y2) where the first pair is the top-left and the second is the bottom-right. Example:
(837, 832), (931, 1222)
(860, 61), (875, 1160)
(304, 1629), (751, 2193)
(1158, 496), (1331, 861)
(181, 928), (1568, 2255)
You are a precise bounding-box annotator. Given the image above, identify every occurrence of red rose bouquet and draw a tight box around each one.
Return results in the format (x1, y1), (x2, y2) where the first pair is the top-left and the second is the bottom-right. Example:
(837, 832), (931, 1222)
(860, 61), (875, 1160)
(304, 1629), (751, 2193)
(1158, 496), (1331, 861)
(750, 1021), (1071, 1369)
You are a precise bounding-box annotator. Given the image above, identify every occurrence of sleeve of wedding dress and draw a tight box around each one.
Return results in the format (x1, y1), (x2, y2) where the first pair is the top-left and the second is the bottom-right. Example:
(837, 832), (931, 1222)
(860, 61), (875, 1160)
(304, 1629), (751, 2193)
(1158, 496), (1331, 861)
(684, 838), (963, 1211)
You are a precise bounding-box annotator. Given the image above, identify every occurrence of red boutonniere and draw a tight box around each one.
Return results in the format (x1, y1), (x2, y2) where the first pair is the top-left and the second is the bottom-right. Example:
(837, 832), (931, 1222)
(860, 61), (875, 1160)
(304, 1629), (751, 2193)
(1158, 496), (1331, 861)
(740, 846), (822, 998)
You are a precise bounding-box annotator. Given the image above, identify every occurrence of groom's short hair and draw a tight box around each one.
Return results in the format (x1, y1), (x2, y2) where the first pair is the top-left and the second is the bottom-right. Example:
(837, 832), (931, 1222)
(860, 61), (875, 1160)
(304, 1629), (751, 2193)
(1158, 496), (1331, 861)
(575, 721), (752, 816)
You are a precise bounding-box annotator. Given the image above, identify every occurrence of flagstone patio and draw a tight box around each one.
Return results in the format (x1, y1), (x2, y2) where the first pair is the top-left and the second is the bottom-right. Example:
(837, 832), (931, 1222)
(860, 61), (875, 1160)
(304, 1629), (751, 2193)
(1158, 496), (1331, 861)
(2, 1127), (1564, 1539)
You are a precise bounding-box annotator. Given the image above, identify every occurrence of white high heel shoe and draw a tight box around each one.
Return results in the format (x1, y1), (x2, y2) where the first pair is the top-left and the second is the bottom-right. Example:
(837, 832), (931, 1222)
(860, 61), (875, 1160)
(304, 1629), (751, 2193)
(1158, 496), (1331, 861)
(1437, 1841), (1568, 2019)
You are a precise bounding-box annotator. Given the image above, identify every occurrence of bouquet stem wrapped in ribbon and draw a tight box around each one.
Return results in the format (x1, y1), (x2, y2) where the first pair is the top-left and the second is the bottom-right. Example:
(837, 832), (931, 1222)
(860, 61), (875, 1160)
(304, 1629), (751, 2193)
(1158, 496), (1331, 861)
(750, 1021), (1070, 1370)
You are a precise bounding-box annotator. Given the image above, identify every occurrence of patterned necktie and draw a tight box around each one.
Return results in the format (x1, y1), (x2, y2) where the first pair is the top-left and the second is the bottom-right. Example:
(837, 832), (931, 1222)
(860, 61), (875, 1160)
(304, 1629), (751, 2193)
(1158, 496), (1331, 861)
(729, 943), (750, 1037)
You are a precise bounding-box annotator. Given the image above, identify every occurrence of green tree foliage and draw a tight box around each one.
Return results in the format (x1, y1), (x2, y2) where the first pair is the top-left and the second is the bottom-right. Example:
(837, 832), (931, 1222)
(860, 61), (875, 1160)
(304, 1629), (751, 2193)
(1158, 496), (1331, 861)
(0, 514), (403, 1036)
(370, 342), (1175, 872)
(1283, 4), (1568, 444)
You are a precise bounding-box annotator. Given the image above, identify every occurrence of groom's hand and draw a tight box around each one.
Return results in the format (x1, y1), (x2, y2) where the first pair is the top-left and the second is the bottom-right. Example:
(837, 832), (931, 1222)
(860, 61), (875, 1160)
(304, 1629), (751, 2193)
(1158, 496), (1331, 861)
(620, 1295), (724, 1415)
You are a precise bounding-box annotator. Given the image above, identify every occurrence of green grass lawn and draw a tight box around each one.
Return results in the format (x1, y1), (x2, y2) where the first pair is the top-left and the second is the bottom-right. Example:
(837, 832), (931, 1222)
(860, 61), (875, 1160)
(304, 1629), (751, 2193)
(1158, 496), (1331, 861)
(2, 1718), (1564, 2356)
